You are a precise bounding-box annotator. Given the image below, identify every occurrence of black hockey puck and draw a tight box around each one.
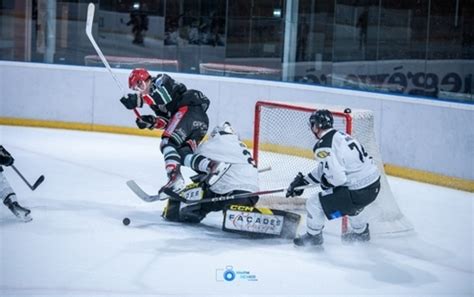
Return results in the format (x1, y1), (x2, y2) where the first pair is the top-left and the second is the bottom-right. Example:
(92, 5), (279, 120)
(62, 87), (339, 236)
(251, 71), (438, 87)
(122, 217), (131, 226)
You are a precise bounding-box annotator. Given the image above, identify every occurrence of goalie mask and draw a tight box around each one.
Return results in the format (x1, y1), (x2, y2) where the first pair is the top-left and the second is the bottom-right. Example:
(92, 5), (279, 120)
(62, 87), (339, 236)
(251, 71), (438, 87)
(210, 121), (235, 138)
(129, 68), (151, 92)
(152, 73), (187, 105)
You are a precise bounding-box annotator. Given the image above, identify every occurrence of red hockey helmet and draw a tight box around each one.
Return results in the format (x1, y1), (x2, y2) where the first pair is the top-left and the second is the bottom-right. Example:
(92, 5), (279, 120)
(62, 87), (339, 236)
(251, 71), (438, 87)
(128, 68), (151, 90)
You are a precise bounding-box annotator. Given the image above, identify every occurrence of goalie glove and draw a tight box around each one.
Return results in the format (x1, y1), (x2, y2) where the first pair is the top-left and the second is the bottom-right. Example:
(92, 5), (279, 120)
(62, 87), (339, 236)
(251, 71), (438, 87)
(286, 172), (310, 198)
(0, 146), (14, 167)
(135, 115), (168, 130)
(120, 93), (143, 110)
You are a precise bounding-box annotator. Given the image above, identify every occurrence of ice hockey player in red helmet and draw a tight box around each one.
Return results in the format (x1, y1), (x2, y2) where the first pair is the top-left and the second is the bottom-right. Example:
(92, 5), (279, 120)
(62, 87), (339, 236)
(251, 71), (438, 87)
(120, 68), (230, 199)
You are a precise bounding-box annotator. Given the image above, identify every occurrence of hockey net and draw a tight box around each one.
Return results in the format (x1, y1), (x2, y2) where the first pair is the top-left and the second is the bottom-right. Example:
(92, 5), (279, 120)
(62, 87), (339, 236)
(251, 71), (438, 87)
(253, 100), (413, 235)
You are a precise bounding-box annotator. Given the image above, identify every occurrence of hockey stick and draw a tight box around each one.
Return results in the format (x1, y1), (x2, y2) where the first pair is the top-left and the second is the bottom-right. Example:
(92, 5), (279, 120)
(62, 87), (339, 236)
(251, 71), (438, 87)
(162, 184), (319, 204)
(126, 180), (167, 203)
(257, 165), (272, 173)
(127, 165), (272, 203)
(11, 165), (45, 191)
(85, 3), (141, 118)
(126, 178), (318, 204)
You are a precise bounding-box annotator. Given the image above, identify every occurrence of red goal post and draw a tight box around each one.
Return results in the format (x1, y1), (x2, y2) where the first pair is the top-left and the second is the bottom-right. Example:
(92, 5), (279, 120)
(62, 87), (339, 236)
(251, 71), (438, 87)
(253, 100), (413, 236)
(254, 101), (353, 164)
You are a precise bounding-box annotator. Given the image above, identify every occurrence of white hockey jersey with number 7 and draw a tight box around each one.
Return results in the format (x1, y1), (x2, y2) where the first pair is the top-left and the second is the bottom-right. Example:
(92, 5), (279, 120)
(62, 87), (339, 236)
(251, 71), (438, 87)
(308, 129), (380, 190)
(195, 133), (259, 194)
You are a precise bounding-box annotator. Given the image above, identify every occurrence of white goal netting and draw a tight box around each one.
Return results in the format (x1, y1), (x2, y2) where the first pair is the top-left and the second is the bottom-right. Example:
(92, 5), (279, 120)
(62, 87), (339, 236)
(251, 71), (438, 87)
(253, 100), (413, 235)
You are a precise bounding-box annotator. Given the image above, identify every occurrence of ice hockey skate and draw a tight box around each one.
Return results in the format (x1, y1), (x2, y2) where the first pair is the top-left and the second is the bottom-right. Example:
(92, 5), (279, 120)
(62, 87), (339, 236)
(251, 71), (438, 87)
(341, 224), (370, 243)
(158, 167), (185, 200)
(293, 231), (324, 247)
(4, 197), (32, 222)
(205, 161), (232, 186)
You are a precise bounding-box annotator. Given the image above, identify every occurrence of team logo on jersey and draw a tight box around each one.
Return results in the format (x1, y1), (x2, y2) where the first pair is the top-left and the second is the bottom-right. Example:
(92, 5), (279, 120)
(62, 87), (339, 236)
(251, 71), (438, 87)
(317, 151), (330, 158)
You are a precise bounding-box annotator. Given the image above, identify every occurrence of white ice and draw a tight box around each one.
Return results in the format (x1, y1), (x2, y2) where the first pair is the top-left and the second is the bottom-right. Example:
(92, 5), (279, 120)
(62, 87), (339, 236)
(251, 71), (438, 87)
(0, 125), (472, 297)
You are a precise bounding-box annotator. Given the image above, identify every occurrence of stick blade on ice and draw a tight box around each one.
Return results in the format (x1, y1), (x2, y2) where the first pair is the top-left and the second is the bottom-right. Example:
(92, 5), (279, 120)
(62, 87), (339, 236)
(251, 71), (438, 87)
(126, 180), (162, 203)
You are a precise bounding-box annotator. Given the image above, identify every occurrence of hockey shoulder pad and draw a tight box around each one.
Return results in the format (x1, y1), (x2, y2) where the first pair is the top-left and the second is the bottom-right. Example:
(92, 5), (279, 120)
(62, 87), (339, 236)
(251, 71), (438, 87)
(222, 205), (301, 239)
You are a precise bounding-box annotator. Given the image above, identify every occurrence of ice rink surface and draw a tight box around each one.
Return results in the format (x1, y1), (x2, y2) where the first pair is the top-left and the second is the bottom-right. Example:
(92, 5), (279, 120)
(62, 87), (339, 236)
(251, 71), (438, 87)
(0, 125), (472, 297)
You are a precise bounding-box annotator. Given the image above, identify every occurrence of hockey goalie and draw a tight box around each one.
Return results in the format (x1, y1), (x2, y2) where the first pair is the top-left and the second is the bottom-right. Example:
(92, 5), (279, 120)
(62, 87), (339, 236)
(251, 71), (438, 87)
(162, 122), (301, 239)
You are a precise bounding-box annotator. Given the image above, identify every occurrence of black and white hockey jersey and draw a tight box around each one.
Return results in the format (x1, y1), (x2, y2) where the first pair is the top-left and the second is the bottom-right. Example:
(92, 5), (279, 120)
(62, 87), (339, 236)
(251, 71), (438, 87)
(307, 129), (380, 190)
(195, 133), (259, 194)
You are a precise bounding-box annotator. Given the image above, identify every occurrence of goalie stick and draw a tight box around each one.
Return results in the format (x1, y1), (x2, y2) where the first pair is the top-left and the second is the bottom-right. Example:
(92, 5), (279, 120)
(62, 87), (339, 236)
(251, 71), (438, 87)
(126, 166), (272, 203)
(162, 184), (319, 204)
(85, 3), (141, 119)
(126, 179), (318, 204)
(11, 165), (45, 191)
(126, 180), (168, 203)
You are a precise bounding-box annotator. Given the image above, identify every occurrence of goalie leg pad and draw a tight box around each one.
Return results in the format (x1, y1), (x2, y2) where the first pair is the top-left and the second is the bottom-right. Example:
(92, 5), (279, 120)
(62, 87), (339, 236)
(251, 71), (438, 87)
(162, 199), (181, 222)
(222, 205), (301, 239)
(179, 203), (206, 223)
(162, 196), (205, 224)
(200, 190), (259, 213)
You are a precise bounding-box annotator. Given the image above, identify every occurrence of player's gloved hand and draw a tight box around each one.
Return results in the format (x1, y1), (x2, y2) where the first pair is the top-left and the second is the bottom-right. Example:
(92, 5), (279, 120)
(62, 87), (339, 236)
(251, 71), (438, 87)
(136, 115), (157, 130)
(154, 116), (168, 130)
(120, 93), (143, 110)
(0, 146), (14, 167)
(320, 174), (333, 191)
(286, 172), (309, 198)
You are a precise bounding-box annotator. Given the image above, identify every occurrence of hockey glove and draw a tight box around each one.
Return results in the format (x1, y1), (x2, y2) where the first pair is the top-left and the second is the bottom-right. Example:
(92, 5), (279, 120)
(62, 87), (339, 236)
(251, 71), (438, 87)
(120, 93), (143, 110)
(154, 116), (168, 130)
(286, 172), (309, 198)
(0, 146), (14, 167)
(135, 115), (168, 130)
(136, 115), (157, 130)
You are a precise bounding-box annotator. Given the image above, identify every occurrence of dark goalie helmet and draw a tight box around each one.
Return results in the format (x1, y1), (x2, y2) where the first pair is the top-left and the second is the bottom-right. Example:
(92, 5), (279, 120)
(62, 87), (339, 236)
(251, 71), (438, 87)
(153, 73), (187, 105)
(309, 109), (334, 130)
